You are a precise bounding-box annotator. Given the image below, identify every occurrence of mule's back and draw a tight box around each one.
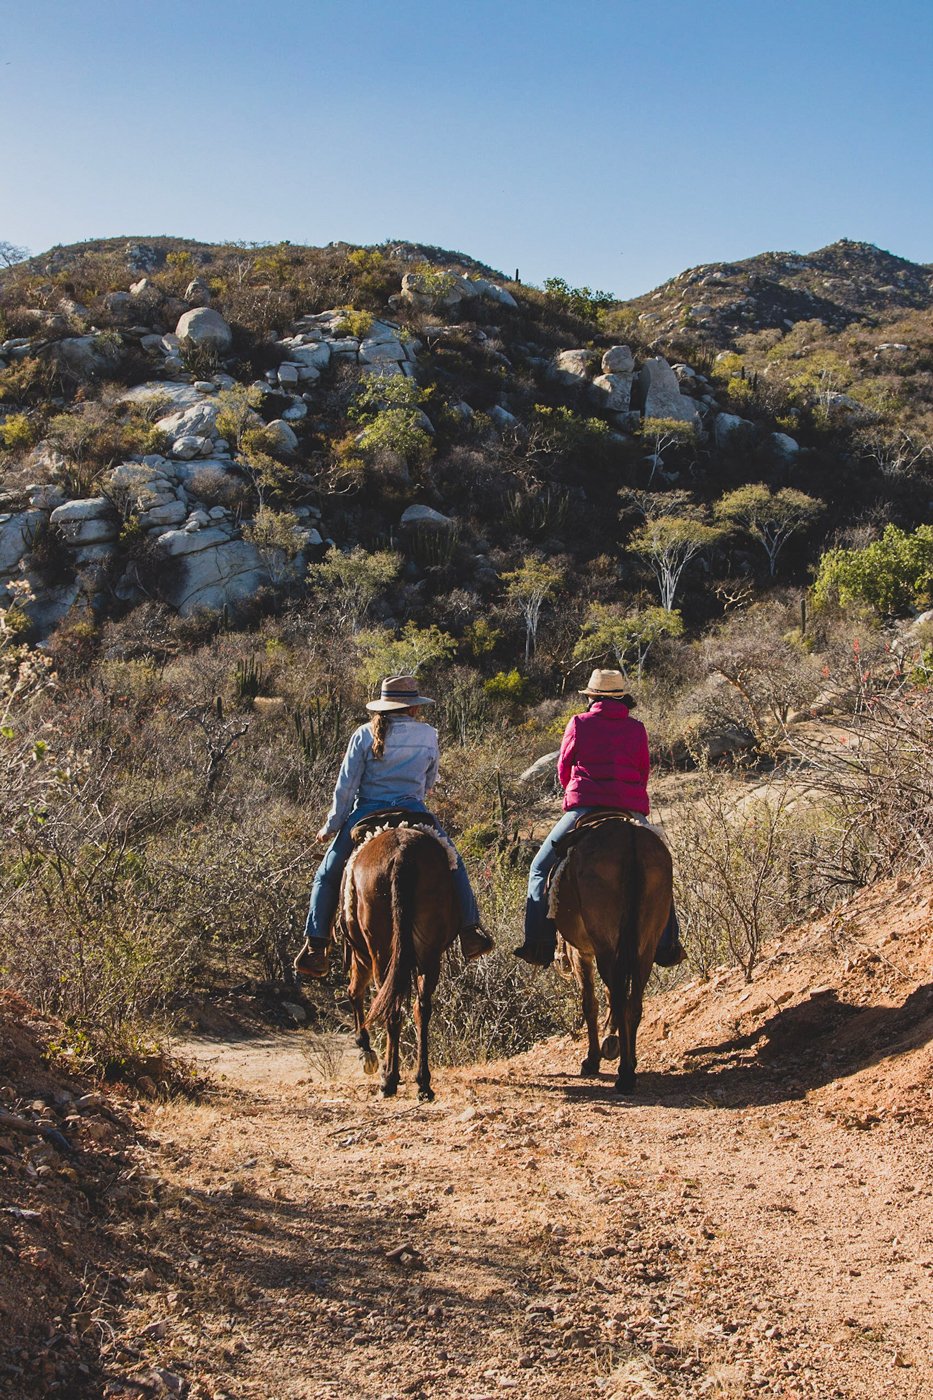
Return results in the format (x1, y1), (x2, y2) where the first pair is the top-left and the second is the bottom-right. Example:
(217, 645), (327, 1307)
(350, 827), (458, 964)
(558, 822), (672, 965)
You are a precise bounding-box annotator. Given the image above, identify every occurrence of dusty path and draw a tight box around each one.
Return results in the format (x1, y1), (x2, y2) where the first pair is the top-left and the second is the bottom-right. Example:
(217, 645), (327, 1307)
(110, 877), (932, 1400)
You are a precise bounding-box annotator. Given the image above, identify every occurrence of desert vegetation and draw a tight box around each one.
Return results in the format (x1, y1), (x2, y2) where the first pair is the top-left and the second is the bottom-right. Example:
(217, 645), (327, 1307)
(1, 234), (931, 1074)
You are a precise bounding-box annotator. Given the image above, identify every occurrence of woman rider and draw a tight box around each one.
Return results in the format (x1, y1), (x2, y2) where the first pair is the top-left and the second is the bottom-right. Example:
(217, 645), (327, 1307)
(294, 675), (493, 979)
(513, 669), (685, 968)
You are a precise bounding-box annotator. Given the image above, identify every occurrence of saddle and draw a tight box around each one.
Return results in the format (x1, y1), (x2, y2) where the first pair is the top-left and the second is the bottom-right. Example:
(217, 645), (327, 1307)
(349, 808), (442, 845)
(551, 808), (641, 860)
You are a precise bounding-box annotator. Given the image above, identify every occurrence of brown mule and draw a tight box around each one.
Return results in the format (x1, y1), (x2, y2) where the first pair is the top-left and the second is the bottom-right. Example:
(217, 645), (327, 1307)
(340, 826), (459, 1101)
(553, 819), (673, 1093)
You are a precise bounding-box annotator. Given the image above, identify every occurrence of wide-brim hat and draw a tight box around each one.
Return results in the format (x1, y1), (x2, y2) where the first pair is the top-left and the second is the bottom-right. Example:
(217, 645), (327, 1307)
(579, 668), (632, 699)
(366, 675), (436, 712)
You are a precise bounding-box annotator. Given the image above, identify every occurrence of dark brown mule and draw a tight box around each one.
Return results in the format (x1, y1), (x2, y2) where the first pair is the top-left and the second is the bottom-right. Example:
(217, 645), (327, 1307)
(341, 826), (458, 1101)
(553, 818), (673, 1093)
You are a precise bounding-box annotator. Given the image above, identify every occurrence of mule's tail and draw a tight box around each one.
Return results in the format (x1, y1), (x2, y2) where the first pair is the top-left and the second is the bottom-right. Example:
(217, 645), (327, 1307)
(365, 842), (417, 1029)
(610, 825), (641, 1022)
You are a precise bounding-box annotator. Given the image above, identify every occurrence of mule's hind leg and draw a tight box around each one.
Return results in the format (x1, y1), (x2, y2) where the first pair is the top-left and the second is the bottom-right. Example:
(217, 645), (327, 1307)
(615, 984), (644, 1094)
(413, 966), (439, 1102)
(348, 954), (378, 1075)
(577, 954), (602, 1076)
(381, 1007), (402, 1097)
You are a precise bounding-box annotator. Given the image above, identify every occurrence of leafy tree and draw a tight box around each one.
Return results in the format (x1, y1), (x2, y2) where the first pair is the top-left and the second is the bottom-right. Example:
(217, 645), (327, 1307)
(242, 507), (306, 588)
(307, 547), (402, 632)
(215, 384), (264, 447)
(355, 621), (456, 689)
(629, 514), (724, 611)
(502, 557), (565, 664)
(542, 276), (614, 323)
(573, 604), (684, 680)
(715, 484), (824, 576)
(636, 417), (698, 485)
(356, 408), (433, 472)
(813, 524), (933, 617)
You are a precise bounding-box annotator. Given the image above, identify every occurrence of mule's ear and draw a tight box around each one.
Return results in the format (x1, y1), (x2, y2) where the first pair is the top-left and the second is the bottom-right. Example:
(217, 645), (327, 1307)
(620, 693), (636, 709)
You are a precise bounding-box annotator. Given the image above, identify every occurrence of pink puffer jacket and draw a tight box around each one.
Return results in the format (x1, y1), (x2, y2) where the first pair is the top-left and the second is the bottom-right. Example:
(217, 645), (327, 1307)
(557, 700), (650, 814)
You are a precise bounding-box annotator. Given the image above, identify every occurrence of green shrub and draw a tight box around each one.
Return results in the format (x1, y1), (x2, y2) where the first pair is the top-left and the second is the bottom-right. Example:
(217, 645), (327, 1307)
(483, 668), (529, 703)
(813, 524), (933, 617)
(0, 412), (34, 451)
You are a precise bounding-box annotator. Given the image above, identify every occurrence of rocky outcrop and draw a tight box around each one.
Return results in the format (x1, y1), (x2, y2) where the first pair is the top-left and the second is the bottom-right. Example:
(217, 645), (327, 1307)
(633, 357), (701, 424)
(53, 335), (122, 380)
(174, 308), (233, 354)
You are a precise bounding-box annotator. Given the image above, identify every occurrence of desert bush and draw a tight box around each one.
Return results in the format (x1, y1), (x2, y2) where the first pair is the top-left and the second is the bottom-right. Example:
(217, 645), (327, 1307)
(813, 523), (933, 617)
(668, 762), (819, 981)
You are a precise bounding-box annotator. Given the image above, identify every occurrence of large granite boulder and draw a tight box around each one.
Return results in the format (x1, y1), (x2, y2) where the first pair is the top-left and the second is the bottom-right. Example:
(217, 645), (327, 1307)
(154, 530), (269, 616)
(174, 308), (233, 354)
(50, 498), (119, 545)
(120, 381), (203, 414)
(633, 357), (700, 424)
(590, 373), (632, 413)
(0, 510), (44, 574)
(602, 345), (635, 375)
(184, 277), (212, 307)
(53, 335), (122, 380)
(714, 413), (754, 448)
(265, 420), (299, 454)
(400, 504), (454, 530)
(156, 400), (219, 439)
(400, 270), (472, 312)
(359, 336), (406, 365)
(552, 349), (597, 385)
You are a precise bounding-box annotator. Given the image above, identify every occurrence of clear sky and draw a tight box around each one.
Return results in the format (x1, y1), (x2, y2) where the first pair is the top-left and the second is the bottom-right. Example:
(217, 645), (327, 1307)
(2, 0), (931, 298)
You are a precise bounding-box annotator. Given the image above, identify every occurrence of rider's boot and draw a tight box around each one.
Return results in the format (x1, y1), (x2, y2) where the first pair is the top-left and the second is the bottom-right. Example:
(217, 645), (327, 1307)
(294, 938), (330, 980)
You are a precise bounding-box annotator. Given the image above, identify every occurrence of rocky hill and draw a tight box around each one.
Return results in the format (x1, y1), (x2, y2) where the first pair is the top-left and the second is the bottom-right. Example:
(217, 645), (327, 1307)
(1, 234), (930, 637)
(624, 238), (933, 344)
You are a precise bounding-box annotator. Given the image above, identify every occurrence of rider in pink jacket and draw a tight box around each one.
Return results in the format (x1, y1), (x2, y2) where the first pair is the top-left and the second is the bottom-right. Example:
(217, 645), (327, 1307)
(514, 669), (684, 968)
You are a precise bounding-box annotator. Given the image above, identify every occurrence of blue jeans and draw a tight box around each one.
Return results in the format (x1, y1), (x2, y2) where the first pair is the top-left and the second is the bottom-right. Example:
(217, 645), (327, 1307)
(524, 807), (681, 960)
(303, 798), (479, 944)
(524, 808), (597, 945)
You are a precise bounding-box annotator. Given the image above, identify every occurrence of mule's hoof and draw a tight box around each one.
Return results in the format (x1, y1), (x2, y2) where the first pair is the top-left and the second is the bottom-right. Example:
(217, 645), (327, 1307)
(381, 1080), (399, 1098)
(600, 1034), (619, 1060)
(363, 1051), (379, 1076)
(418, 1087), (435, 1103)
(614, 1073), (636, 1095)
(580, 1057), (601, 1077)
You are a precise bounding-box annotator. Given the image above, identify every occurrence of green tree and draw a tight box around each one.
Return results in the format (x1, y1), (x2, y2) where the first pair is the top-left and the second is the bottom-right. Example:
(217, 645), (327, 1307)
(503, 557), (565, 664)
(542, 276), (614, 323)
(242, 507), (306, 588)
(355, 622), (457, 689)
(715, 484), (824, 576)
(813, 524), (933, 617)
(573, 604), (684, 680)
(629, 514), (724, 611)
(636, 417), (698, 485)
(307, 547), (402, 632)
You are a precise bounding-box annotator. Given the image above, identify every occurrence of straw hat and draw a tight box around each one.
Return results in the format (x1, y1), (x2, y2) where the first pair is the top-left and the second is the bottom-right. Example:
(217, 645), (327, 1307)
(366, 675), (436, 713)
(578, 668), (634, 700)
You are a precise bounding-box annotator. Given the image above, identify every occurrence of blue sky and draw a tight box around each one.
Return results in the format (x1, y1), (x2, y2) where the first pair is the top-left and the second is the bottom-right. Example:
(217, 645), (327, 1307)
(2, 0), (931, 298)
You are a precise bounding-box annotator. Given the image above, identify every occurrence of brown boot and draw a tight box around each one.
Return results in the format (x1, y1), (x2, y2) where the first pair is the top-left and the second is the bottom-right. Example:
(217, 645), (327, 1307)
(294, 939), (329, 980)
(459, 925), (494, 962)
(513, 940), (555, 969)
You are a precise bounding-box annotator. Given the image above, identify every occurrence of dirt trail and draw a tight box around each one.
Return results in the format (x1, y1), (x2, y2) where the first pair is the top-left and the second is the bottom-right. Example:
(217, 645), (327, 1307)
(111, 875), (931, 1400)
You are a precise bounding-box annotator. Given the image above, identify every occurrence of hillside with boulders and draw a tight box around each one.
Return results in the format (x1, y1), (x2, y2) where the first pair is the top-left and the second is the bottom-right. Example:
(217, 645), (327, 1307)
(1, 234), (931, 638)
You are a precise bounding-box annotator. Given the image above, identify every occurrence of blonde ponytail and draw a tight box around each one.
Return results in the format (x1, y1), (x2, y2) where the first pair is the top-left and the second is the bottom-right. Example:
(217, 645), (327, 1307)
(370, 713), (390, 759)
